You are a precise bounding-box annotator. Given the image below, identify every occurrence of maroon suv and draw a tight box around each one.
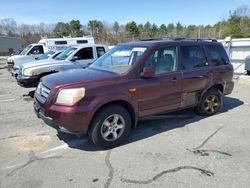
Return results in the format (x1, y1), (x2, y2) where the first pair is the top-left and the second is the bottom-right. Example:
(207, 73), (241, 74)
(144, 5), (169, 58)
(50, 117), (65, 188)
(34, 39), (234, 148)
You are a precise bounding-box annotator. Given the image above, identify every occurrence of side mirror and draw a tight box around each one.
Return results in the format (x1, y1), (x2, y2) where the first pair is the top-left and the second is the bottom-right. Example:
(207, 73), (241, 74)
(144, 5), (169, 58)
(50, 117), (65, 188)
(141, 67), (155, 78)
(71, 56), (79, 61)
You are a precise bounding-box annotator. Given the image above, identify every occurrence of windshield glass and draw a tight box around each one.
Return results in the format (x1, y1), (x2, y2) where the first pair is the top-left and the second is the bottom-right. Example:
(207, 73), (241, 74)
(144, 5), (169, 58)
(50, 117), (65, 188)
(89, 45), (147, 74)
(55, 47), (77, 60)
(20, 44), (33, 55)
(36, 51), (55, 60)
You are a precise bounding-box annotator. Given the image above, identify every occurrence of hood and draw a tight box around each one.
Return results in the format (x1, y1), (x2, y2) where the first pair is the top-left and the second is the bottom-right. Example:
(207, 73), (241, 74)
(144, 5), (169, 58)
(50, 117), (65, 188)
(42, 68), (118, 89)
(8, 55), (35, 64)
(22, 59), (65, 69)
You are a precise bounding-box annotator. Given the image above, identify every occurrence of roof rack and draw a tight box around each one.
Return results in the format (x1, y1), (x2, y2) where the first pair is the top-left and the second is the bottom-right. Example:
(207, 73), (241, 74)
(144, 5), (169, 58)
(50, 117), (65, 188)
(140, 37), (217, 42)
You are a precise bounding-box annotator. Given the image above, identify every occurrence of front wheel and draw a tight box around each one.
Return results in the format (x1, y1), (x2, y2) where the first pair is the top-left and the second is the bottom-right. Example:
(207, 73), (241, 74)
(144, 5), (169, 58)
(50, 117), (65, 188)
(196, 89), (223, 116)
(88, 105), (131, 149)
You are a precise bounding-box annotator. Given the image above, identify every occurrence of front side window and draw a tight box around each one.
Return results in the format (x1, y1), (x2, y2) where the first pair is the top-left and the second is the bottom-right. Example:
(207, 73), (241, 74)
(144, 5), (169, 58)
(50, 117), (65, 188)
(75, 47), (93, 60)
(90, 45), (147, 74)
(206, 44), (230, 66)
(55, 47), (77, 60)
(180, 46), (207, 69)
(144, 47), (177, 75)
(28, 45), (44, 55)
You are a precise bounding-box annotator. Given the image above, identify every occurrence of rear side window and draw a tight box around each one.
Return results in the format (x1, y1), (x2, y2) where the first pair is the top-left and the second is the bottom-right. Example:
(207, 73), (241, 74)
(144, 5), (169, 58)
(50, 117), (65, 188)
(77, 40), (88, 44)
(180, 46), (207, 69)
(55, 41), (67, 45)
(75, 47), (93, 60)
(206, 45), (230, 66)
(96, 47), (106, 58)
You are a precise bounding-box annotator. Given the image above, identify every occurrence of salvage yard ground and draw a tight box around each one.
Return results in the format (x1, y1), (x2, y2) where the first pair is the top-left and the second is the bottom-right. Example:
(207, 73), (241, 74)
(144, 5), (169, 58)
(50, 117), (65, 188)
(0, 59), (250, 188)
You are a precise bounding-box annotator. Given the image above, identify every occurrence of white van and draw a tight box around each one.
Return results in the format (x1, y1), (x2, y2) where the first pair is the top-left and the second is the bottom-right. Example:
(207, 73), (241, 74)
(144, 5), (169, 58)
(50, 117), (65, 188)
(7, 36), (95, 68)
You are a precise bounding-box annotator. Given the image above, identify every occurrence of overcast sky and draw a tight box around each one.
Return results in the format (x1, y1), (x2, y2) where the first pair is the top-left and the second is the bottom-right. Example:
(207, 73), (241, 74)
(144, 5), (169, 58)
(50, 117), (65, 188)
(0, 0), (249, 25)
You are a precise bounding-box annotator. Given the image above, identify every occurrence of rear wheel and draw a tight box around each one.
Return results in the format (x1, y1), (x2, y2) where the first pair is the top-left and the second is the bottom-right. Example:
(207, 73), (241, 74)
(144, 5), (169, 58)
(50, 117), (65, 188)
(197, 89), (223, 116)
(247, 71), (250, 75)
(88, 105), (131, 149)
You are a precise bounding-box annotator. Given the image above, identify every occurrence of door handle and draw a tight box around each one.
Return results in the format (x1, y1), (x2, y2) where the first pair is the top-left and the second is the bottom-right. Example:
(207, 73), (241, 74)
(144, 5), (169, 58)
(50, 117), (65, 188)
(172, 77), (178, 82)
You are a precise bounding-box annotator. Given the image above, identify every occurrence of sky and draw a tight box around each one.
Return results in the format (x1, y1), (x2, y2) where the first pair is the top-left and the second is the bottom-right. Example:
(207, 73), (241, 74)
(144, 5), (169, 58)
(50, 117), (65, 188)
(0, 0), (249, 26)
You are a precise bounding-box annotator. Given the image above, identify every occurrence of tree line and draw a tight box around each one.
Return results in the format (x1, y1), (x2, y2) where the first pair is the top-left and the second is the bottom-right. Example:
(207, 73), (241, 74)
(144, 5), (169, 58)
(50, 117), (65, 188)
(0, 5), (249, 47)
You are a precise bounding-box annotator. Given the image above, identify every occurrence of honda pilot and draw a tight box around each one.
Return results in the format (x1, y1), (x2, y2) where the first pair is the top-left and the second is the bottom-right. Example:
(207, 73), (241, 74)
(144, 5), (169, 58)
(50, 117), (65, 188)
(33, 39), (234, 149)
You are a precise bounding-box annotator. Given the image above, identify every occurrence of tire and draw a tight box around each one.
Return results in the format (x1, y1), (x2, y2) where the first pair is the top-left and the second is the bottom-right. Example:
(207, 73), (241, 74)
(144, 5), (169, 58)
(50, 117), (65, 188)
(88, 105), (131, 149)
(247, 71), (250, 75)
(196, 89), (223, 116)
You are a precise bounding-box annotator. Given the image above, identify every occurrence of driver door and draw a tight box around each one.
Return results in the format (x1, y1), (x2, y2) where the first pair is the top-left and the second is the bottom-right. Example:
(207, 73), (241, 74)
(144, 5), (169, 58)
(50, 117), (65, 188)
(74, 47), (95, 67)
(137, 46), (182, 117)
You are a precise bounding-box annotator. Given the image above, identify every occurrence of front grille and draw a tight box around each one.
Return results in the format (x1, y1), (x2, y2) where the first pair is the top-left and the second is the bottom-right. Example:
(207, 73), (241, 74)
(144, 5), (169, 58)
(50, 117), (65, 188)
(36, 82), (51, 103)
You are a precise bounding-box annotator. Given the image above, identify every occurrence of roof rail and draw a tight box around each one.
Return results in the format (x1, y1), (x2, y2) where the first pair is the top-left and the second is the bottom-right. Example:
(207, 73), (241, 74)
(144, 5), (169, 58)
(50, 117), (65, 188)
(140, 37), (171, 41)
(140, 37), (218, 42)
(174, 38), (217, 42)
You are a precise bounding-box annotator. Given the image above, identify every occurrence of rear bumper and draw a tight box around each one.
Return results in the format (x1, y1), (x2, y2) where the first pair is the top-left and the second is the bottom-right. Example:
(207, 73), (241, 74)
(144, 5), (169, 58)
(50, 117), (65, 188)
(17, 75), (40, 87)
(224, 81), (234, 95)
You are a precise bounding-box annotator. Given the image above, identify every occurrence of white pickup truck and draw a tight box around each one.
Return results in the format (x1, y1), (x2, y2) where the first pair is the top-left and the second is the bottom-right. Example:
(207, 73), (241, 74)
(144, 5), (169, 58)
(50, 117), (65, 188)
(7, 36), (95, 68)
(16, 44), (108, 87)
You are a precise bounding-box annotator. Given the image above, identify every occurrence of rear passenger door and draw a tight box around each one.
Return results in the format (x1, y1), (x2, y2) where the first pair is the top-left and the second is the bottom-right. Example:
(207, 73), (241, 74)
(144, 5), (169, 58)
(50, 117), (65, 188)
(180, 45), (211, 107)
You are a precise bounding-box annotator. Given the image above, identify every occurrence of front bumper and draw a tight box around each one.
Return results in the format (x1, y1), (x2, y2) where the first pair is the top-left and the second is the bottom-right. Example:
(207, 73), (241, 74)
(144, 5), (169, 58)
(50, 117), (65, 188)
(33, 98), (90, 134)
(11, 68), (19, 78)
(17, 75), (40, 87)
(7, 61), (14, 68)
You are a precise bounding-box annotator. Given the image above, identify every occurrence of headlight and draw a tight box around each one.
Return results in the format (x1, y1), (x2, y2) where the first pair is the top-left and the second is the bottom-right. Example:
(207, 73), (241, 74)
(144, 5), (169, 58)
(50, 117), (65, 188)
(56, 88), (85, 106)
(8, 59), (14, 63)
(23, 68), (33, 76)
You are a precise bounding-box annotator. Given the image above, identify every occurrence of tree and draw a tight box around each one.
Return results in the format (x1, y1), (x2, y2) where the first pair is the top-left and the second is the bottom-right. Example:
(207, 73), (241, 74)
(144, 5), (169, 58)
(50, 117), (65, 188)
(53, 22), (71, 37)
(87, 20), (104, 36)
(125, 21), (139, 39)
(167, 23), (174, 35)
(176, 22), (183, 36)
(159, 24), (167, 36)
(151, 23), (158, 38)
(0, 18), (17, 36)
(70, 20), (82, 37)
(113, 21), (120, 36)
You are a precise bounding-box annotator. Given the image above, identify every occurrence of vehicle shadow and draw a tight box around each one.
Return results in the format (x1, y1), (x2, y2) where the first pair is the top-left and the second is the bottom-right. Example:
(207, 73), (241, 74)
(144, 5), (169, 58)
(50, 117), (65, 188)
(22, 90), (35, 100)
(56, 96), (244, 151)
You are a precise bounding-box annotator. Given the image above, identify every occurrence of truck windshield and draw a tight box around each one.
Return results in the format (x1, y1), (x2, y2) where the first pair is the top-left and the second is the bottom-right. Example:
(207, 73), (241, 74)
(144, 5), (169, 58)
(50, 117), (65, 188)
(89, 45), (147, 74)
(36, 51), (55, 60)
(55, 47), (77, 60)
(20, 44), (33, 55)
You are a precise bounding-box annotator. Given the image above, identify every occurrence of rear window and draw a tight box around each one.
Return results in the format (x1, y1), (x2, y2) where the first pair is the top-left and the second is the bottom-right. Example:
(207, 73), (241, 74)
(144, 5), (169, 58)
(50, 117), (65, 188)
(206, 44), (230, 66)
(55, 41), (67, 45)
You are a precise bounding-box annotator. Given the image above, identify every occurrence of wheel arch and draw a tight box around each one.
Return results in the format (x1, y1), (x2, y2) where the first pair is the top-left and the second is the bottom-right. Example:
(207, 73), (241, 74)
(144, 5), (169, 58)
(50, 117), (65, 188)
(88, 100), (138, 132)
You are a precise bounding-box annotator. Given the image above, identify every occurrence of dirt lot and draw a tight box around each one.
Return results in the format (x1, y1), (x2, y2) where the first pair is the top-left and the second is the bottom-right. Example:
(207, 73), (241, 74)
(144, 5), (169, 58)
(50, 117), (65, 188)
(1, 60), (250, 188)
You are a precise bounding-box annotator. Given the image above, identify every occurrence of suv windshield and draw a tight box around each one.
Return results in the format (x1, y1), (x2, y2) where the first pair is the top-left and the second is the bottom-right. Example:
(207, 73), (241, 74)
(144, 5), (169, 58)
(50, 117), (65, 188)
(20, 44), (33, 55)
(90, 45), (147, 74)
(55, 47), (77, 60)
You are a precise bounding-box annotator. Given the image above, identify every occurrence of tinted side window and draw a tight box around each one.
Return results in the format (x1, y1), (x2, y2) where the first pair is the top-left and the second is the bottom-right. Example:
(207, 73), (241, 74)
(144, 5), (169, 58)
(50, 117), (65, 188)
(180, 46), (206, 69)
(145, 47), (177, 75)
(96, 47), (106, 58)
(206, 44), (230, 66)
(55, 41), (67, 45)
(75, 47), (93, 60)
(77, 40), (88, 44)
